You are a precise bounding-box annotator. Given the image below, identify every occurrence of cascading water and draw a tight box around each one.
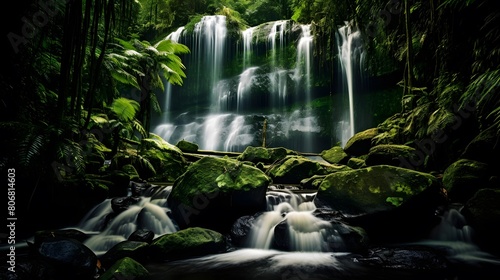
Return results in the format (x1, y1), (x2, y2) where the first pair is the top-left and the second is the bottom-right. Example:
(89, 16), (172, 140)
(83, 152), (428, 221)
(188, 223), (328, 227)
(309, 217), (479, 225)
(192, 15), (227, 111)
(162, 26), (185, 123)
(241, 26), (255, 69)
(236, 67), (259, 112)
(152, 18), (324, 153)
(336, 22), (366, 147)
(247, 190), (335, 252)
(76, 186), (178, 255)
(420, 207), (500, 266)
(294, 24), (314, 151)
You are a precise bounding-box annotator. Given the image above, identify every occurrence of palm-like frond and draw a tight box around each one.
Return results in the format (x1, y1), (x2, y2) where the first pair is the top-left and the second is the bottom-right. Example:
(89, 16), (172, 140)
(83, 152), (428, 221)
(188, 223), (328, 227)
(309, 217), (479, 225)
(111, 97), (140, 122)
(132, 119), (148, 138)
(462, 69), (500, 118)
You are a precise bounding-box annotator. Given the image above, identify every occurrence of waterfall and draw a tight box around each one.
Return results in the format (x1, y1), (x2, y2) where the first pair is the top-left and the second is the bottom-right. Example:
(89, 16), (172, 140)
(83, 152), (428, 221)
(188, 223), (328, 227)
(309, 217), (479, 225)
(162, 27), (185, 123)
(152, 17), (328, 153)
(247, 191), (333, 252)
(242, 27), (255, 69)
(268, 21), (289, 108)
(295, 24), (314, 151)
(77, 186), (178, 254)
(237, 67), (259, 112)
(337, 22), (365, 147)
(191, 15), (227, 111)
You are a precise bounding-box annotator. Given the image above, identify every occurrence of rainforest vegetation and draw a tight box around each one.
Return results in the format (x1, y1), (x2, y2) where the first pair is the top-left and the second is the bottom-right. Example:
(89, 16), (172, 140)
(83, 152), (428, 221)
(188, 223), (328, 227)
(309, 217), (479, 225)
(1, 0), (499, 237)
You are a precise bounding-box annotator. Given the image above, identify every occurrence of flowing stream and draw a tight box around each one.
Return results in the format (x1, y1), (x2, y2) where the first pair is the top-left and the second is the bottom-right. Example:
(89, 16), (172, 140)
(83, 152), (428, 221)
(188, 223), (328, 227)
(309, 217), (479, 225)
(66, 184), (500, 280)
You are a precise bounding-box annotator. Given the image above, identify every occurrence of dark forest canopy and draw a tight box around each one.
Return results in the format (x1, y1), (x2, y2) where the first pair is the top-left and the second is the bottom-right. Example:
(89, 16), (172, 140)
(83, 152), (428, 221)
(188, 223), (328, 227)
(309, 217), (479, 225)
(1, 0), (499, 232)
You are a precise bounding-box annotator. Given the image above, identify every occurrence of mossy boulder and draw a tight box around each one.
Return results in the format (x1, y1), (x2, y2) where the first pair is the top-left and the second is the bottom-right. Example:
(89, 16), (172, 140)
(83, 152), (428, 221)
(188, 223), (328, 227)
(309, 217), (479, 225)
(237, 146), (296, 164)
(323, 163), (353, 174)
(139, 135), (188, 182)
(315, 165), (447, 242)
(315, 165), (440, 215)
(462, 188), (500, 255)
(98, 257), (149, 280)
(344, 128), (379, 156)
(320, 146), (349, 164)
(347, 157), (366, 169)
(268, 155), (327, 184)
(167, 156), (271, 231)
(176, 139), (199, 153)
(149, 227), (227, 260)
(442, 159), (491, 203)
(300, 175), (327, 190)
(372, 114), (405, 145)
(100, 241), (149, 268)
(365, 144), (417, 167)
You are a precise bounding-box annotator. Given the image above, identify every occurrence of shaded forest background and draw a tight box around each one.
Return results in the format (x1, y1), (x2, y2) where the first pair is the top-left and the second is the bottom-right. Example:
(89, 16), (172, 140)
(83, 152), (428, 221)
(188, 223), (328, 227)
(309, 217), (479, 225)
(1, 0), (499, 236)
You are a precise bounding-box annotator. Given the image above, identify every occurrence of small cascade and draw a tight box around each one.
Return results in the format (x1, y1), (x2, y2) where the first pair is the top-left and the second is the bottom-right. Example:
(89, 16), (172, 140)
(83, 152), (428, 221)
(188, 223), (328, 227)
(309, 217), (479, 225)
(420, 207), (500, 267)
(236, 66), (259, 112)
(337, 22), (365, 147)
(241, 27), (255, 69)
(429, 208), (474, 243)
(268, 21), (289, 108)
(247, 191), (333, 252)
(191, 15), (227, 111)
(77, 186), (178, 254)
(294, 24), (314, 151)
(268, 21), (287, 68)
(162, 27), (185, 123)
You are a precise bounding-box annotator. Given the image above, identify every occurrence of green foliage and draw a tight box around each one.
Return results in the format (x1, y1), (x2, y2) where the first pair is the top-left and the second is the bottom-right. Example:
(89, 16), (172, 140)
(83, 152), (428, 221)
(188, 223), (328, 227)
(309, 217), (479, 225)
(111, 97), (140, 122)
(462, 69), (500, 129)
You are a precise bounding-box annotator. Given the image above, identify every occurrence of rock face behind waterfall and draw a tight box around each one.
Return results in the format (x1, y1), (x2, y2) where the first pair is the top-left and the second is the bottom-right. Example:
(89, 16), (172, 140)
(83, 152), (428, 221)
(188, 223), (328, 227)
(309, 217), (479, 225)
(167, 156), (271, 232)
(315, 165), (447, 243)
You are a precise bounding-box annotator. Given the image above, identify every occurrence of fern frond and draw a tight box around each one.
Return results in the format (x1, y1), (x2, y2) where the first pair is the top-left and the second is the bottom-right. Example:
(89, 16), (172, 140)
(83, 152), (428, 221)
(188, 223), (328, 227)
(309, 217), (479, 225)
(132, 119), (148, 138)
(111, 97), (140, 122)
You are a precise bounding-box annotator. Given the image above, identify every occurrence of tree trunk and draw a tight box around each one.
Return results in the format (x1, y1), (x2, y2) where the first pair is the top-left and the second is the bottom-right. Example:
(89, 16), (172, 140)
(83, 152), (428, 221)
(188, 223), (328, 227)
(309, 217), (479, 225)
(405, 0), (414, 95)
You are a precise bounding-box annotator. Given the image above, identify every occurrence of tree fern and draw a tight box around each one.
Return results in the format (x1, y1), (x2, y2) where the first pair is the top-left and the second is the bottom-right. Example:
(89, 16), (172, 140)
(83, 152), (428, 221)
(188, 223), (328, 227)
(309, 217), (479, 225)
(111, 97), (140, 122)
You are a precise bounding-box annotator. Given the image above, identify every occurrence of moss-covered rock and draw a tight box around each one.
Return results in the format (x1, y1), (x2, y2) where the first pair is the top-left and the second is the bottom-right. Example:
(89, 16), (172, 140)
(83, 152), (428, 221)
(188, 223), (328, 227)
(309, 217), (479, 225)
(100, 241), (149, 268)
(365, 144), (417, 167)
(268, 155), (327, 184)
(344, 128), (379, 156)
(320, 146), (349, 164)
(98, 257), (149, 280)
(323, 163), (353, 174)
(442, 159), (491, 203)
(237, 146), (296, 164)
(139, 135), (188, 182)
(372, 114), (406, 146)
(176, 139), (199, 153)
(167, 156), (271, 231)
(347, 157), (366, 169)
(149, 227), (226, 260)
(300, 175), (327, 190)
(315, 165), (447, 243)
(315, 165), (440, 215)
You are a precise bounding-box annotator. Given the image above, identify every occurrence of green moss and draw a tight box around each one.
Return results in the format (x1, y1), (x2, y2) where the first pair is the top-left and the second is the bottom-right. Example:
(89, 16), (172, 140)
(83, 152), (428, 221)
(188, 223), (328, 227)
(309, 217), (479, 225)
(172, 156), (270, 205)
(98, 257), (149, 280)
(386, 197), (404, 207)
(150, 227), (226, 259)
